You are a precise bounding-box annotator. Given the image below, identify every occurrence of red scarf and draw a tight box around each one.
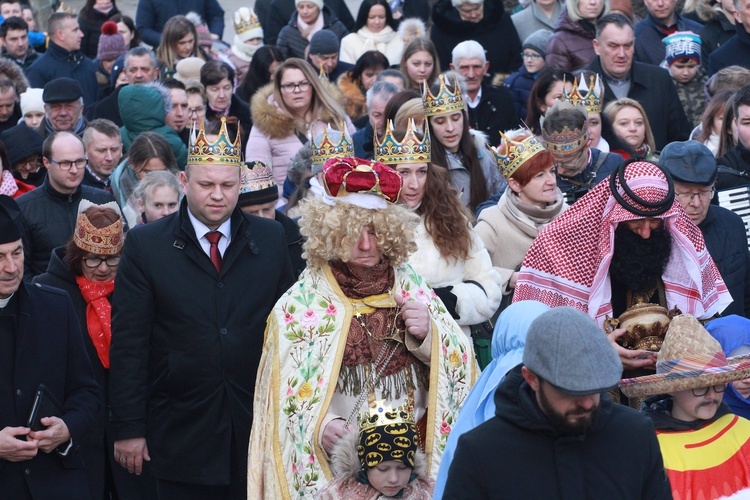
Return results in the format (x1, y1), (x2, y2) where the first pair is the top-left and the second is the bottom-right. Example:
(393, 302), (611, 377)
(75, 275), (115, 368)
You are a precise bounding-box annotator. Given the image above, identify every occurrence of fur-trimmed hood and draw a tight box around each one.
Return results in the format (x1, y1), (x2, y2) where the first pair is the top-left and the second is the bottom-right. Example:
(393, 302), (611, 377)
(337, 73), (367, 120)
(0, 58), (29, 93)
(250, 82), (347, 140)
(398, 18), (427, 44)
(329, 428), (428, 480)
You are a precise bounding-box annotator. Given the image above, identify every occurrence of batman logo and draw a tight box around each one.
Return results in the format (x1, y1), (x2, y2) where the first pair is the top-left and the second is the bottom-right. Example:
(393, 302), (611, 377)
(383, 423), (410, 435)
(357, 445), (365, 456)
(406, 450), (415, 466)
(393, 436), (412, 448)
(376, 442), (392, 452)
(364, 433), (381, 447)
(391, 450), (405, 459)
(366, 452), (383, 467)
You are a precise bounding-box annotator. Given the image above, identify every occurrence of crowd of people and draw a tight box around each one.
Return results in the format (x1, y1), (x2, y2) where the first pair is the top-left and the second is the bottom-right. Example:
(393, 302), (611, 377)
(3, 0), (750, 497)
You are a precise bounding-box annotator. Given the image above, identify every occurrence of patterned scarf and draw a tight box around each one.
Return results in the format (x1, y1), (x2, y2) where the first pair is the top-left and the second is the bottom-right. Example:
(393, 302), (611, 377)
(513, 161), (731, 325)
(75, 275), (115, 368)
(0, 169), (18, 197)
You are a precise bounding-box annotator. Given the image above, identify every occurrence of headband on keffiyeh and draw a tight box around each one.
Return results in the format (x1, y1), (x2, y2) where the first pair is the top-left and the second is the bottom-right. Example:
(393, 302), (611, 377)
(512, 161), (731, 326)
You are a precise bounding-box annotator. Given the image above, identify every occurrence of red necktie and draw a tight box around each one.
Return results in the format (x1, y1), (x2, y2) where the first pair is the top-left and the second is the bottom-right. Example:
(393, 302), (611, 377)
(205, 231), (222, 273)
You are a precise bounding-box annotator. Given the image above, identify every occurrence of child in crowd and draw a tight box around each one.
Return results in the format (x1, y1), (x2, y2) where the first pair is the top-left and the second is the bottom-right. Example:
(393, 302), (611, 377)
(317, 402), (434, 499)
(662, 31), (707, 129)
(504, 29), (552, 122)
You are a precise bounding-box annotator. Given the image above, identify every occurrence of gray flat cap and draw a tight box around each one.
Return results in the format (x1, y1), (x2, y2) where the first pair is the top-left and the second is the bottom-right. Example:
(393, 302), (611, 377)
(659, 140), (717, 185)
(522, 307), (622, 396)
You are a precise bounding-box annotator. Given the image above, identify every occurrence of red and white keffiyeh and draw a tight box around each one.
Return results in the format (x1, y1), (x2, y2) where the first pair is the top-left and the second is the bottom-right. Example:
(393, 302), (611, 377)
(513, 161), (731, 326)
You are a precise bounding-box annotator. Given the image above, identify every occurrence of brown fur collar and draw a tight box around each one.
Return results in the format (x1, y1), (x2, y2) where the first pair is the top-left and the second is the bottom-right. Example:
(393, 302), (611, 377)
(329, 428), (428, 480)
(337, 73), (367, 120)
(250, 82), (347, 139)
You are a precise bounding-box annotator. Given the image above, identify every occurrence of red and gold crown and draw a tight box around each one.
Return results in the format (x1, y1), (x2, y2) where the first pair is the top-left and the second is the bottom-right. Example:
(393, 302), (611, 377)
(540, 101), (589, 159)
(374, 119), (431, 165)
(562, 75), (602, 115)
(73, 200), (124, 255)
(188, 117), (242, 167)
(233, 7), (262, 36)
(240, 161), (275, 193)
(422, 74), (464, 117)
(311, 124), (354, 166)
(323, 156), (403, 204)
(490, 129), (546, 179)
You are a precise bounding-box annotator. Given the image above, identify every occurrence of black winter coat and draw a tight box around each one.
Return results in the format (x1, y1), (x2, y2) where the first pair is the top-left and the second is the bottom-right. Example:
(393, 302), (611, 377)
(587, 57), (690, 150)
(699, 205), (750, 317)
(0, 282), (99, 500)
(276, 8), (349, 60)
(17, 178), (114, 280)
(25, 42), (99, 109)
(274, 209), (305, 278)
(717, 142), (750, 190)
(708, 21), (750, 76)
(467, 82), (519, 140)
(504, 66), (536, 122)
(78, 6), (120, 60)
(264, 0), (355, 45)
(109, 201), (295, 484)
(430, 0), (522, 77)
(699, 13), (736, 54)
(634, 14), (705, 67)
(443, 365), (673, 499)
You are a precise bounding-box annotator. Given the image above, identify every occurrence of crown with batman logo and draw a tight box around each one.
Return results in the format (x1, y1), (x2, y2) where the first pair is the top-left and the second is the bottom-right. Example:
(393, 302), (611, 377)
(422, 74), (464, 117)
(357, 400), (418, 472)
(562, 74), (603, 115)
(490, 129), (546, 179)
(310, 124), (354, 166)
(374, 118), (431, 165)
(188, 117), (242, 167)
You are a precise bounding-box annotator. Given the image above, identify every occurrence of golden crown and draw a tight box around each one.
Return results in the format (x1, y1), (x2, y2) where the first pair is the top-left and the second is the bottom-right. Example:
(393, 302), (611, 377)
(73, 200), (124, 256)
(374, 119), (431, 165)
(233, 7), (262, 36)
(562, 75), (602, 115)
(490, 130), (546, 179)
(56, 2), (74, 13)
(422, 74), (464, 117)
(310, 124), (354, 166)
(540, 101), (589, 158)
(188, 117), (242, 167)
(358, 400), (416, 433)
(240, 161), (275, 193)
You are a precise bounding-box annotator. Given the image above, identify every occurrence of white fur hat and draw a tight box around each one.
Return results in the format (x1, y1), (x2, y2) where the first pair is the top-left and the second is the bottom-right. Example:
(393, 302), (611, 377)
(451, 0), (484, 7)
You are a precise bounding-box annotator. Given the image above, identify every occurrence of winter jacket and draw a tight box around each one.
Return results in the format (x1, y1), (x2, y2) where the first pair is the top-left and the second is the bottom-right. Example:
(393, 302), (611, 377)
(86, 84), (123, 126)
(431, 0), (522, 77)
(408, 216), (503, 335)
(16, 177), (114, 279)
(674, 70), (707, 129)
(443, 365), (673, 499)
(511, 0), (563, 43)
(352, 121), (375, 160)
(25, 41), (99, 108)
(204, 94), (252, 153)
(717, 142), (750, 190)
(475, 188), (565, 294)
(339, 26), (404, 66)
(1, 45), (39, 71)
(699, 204), (750, 317)
(556, 148), (623, 203)
(546, 10), (597, 72)
(276, 8), (349, 59)
(135, 0), (224, 48)
(263, 0), (355, 46)
(247, 83), (355, 202)
(466, 83), (520, 140)
(337, 72), (366, 120)
(699, 12), (736, 54)
(117, 84), (188, 168)
(708, 21), (750, 76)
(587, 56), (690, 149)
(273, 209), (306, 278)
(634, 13), (705, 66)
(503, 66), (537, 122)
(78, 6), (120, 60)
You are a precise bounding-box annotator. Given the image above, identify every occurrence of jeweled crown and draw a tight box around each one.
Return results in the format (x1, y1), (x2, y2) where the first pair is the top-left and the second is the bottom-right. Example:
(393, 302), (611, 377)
(374, 118), (431, 165)
(310, 124), (354, 166)
(562, 75), (602, 115)
(490, 129), (546, 179)
(540, 100), (589, 159)
(188, 117), (242, 167)
(240, 161), (275, 193)
(357, 400), (416, 433)
(422, 74), (464, 117)
(233, 7), (262, 35)
(73, 200), (124, 255)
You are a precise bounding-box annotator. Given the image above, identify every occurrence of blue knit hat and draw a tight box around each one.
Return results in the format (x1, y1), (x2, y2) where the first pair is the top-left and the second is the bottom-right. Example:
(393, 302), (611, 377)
(663, 31), (701, 66)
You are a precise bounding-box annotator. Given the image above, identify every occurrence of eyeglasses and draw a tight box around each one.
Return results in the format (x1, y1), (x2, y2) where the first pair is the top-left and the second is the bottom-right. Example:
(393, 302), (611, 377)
(20, 156), (41, 169)
(188, 106), (205, 116)
(675, 188), (715, 203)
(83, 256), (121, 268)
(691, 384), (726, 397)
(47, 157), (88, 170)
(521, 52), (543, 60)
(280, 81), (312, 93)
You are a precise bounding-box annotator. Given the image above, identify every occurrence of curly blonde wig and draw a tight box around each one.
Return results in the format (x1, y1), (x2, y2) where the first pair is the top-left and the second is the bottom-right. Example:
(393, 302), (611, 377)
(299, 198), (419, 268)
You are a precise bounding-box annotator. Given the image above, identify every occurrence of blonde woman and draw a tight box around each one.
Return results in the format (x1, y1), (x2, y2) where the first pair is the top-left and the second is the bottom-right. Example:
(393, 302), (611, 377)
(247, 58), (354, 203)
(604, 97), (657, 160)
(546, 0), (610, 72)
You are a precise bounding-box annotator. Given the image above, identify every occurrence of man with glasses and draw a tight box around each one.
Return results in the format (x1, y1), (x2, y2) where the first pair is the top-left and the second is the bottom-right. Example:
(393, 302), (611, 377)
(621, 314), (750, 500)
(16, 131), (114, 279)
(661, 140), (750, 317)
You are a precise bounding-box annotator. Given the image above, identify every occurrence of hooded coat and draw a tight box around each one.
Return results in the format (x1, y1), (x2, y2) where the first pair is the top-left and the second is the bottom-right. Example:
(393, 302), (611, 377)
(442, 365), (673, 499)
(117, 85), (188, 169)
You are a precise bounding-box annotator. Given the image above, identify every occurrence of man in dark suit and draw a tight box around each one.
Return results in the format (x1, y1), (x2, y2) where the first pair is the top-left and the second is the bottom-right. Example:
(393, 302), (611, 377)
(0, 195), (99, 499)
(587, 13), (691, 150)
(109, 119), (295, 499)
